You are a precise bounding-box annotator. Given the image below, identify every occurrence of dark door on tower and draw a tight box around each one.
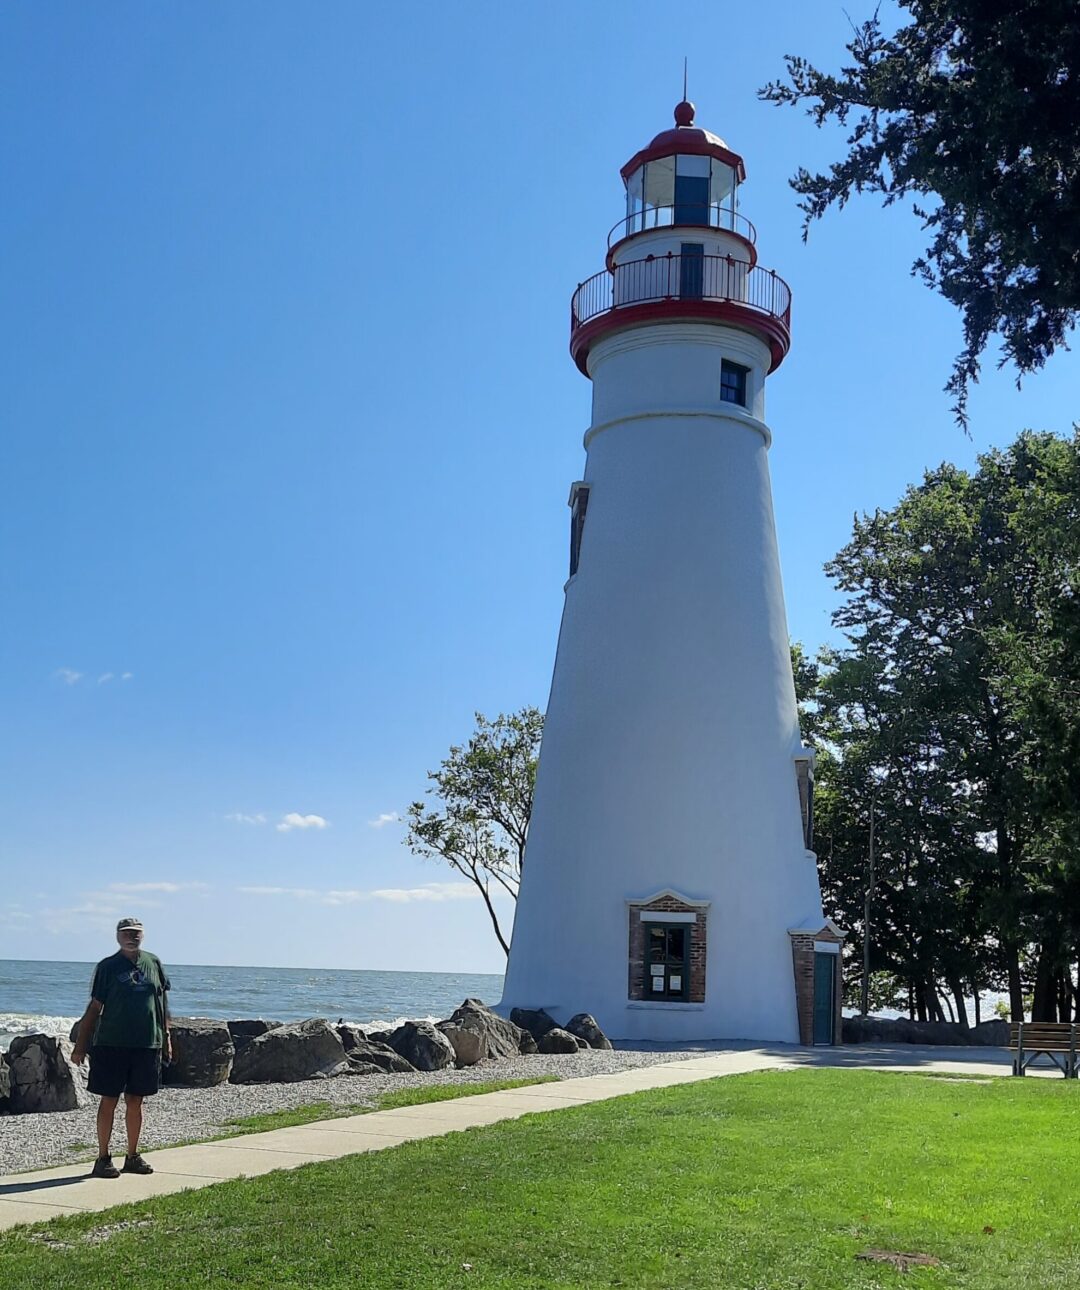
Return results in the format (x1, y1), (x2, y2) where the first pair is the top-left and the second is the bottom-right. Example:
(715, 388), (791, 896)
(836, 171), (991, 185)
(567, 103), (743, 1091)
(644, 923), (690, 999)
(674, 171), (709, 226)
(680, 243), (704, 300)
(812, 952), (836, 1044)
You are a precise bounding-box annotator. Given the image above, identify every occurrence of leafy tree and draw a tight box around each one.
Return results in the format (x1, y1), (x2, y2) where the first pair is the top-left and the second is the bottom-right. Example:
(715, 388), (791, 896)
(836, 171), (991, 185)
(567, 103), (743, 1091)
(811, 431), (1080, 1020)
(761, 1), (1080, 422)
(403, 708), (543, 956)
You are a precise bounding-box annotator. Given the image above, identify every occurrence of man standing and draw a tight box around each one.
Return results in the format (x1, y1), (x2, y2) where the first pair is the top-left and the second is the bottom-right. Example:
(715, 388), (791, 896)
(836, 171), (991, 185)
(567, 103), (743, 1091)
(71, 918), (172, 1178)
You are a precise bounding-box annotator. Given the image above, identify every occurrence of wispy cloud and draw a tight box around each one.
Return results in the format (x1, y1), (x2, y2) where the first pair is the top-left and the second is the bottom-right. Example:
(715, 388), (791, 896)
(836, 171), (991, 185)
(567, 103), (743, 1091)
(368, 812), (400, 829)
(368, 882), (480, 904)
(238, 885), (322, 899)
(106, 881), (210, 895)
(54, 668), (132, 686)
(276, 813), (330, 833)
(238, 881), (478, 906)
(19, 881), (210, 936)
(225, 812), (267, 826)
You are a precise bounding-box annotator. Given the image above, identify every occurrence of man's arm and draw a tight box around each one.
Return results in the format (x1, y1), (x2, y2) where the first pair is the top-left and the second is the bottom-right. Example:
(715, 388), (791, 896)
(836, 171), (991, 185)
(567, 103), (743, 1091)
(70, 999), (102, 1066)
(162, 990), (172, 1063)
(155, 956), (172, 1063)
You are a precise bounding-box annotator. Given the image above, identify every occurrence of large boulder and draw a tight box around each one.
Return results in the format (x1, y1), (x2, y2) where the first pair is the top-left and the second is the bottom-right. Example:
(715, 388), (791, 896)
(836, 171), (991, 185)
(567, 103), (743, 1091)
(228, 1020), (281, 1054)
(7, 1035), (84, 1113)
(564, 1014), (613, 1051)
(165, 1019), (234, 1086)
(440, 999), (535, 1064)
(0, 1057), (10, 1113)
(510, 1007), (559, 1043)
(437, 1022), (485, 1067)
(347, 1038), (416, 1074)
(229, 1018), (349, 1084)
(383, 1021), (455, 1072)
(336, 1024), (367, 1053)
(537, 1027), (581, 1055)
(345, 1059), (387, 1077)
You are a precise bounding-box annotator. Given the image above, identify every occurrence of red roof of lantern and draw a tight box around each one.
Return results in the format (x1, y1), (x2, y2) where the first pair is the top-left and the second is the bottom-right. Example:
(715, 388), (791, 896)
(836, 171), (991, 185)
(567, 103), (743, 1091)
(620, 101), (746, 185)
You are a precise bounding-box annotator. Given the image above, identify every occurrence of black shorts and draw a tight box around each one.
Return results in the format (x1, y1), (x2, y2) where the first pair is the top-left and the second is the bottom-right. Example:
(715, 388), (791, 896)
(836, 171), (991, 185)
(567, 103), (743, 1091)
(87, 1046), (162, 1097)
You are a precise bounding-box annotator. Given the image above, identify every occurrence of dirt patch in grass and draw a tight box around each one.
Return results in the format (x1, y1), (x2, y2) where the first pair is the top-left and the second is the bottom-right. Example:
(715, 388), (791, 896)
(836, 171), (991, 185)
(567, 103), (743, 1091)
(31, 1216), (155, 1250)
(856, 1248), (942, 1271)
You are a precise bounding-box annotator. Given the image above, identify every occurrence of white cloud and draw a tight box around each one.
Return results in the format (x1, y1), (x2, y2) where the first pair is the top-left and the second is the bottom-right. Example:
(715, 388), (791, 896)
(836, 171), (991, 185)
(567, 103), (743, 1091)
(106, 881), (210, 895)
(368, 882), (479, 904)
(276, 813), (330, 833)
(238, 885), (321, 899)
(97, 672), (114, 684)
(368, 812), (401, 829)
(121, 672), (133, 681)
(55, 668), (82, 685)
(225, 812), (267, 826)
(238, 881), (478, 906)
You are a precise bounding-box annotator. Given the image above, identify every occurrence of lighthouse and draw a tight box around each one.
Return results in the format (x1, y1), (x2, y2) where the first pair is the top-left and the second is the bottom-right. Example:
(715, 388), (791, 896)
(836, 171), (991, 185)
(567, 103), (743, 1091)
(501, 101), (844, 1045)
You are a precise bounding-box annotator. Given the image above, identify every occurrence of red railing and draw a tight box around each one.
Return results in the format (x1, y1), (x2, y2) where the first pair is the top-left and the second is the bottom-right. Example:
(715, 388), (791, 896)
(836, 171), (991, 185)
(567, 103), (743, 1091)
(571, 253), (792, 335)
(607, 206), (757, 251)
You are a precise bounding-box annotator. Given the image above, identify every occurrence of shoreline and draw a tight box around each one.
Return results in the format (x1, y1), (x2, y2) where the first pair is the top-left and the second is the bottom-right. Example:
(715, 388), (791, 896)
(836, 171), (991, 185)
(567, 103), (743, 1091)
(0, 1046), (707, 1176)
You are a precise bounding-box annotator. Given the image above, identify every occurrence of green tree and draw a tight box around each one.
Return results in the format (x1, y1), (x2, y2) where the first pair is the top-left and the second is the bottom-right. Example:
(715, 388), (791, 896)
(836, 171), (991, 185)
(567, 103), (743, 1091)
(403, 708), (543, 957)
(811, 431), (1080, 1020)
(760, 1), (1080, 423)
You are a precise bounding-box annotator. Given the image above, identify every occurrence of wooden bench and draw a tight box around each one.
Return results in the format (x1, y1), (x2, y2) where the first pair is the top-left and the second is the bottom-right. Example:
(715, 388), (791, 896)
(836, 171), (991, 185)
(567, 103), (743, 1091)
(1009, 1022), (1077, 1077)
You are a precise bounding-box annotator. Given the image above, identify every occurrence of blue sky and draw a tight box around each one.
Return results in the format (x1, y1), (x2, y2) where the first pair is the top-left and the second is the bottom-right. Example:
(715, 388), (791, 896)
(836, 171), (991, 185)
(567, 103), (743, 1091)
(2, 2), (1076, 974)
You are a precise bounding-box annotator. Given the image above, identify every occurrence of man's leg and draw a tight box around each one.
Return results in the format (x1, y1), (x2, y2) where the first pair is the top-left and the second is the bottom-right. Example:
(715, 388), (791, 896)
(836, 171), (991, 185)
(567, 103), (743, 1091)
(124, 1094), (144, 1156)
(96, 1095), (119, 1158)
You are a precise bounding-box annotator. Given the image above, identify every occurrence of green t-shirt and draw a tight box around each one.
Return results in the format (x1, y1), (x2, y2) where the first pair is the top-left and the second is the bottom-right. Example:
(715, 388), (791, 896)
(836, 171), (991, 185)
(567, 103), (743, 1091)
(90, 950), (170, 1049)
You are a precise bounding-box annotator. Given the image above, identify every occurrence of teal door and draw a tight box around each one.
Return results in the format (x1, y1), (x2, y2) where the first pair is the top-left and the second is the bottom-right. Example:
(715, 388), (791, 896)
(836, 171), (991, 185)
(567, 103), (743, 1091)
(812, 953), (836, 1044)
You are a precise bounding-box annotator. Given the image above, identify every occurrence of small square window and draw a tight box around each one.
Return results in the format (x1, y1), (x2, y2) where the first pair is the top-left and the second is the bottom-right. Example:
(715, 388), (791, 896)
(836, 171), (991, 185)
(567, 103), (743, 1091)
(720, 359), (748, 407)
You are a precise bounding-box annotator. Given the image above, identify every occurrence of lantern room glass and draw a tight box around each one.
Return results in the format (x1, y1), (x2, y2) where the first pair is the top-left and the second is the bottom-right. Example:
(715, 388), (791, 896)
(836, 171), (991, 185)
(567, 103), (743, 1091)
(624, 154), (739, 235)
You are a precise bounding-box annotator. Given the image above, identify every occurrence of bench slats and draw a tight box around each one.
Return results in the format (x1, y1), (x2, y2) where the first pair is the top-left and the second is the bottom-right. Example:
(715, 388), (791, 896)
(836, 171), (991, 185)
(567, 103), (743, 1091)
(1009, 1021), (1077, 1077)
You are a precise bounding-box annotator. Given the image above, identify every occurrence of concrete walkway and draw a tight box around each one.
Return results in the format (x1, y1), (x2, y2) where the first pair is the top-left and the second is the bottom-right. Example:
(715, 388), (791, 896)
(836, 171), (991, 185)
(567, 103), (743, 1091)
(0, 1044), (1048, 1232)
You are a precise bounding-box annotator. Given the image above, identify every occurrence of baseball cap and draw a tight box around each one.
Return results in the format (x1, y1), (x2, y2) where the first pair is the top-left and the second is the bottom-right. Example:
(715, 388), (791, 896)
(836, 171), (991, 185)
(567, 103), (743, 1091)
(116, 917), (145, 934)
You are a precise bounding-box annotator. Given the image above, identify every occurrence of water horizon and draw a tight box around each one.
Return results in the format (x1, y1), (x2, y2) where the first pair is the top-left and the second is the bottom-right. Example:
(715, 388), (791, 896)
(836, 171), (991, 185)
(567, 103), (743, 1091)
(0, 958), (506, 1049)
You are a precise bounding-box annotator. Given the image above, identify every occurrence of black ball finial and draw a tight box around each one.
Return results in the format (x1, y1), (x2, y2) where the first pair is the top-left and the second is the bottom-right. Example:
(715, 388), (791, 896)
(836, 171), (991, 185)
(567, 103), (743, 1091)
(674, 100), (695, 127)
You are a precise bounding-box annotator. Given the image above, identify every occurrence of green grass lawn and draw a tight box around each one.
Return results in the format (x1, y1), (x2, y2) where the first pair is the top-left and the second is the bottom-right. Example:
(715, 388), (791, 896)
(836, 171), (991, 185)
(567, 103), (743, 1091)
(2, 1069), (1078, 1289)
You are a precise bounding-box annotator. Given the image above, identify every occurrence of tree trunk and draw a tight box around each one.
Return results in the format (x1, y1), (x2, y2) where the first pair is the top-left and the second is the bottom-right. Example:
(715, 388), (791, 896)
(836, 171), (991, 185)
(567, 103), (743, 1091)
(1056, 969), (1070, 1025)
(948, 977), (969, 1030)
(1032, 946), (1056, 1022)
(972, 984), (982, 1026)
(914, 982), (927, 1022)
(1005, 944), (1024, 1021)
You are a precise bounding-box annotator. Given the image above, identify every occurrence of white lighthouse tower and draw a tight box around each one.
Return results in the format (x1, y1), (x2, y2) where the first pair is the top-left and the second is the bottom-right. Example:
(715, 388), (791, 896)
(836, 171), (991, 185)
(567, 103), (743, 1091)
(501, 101), (842, 1045)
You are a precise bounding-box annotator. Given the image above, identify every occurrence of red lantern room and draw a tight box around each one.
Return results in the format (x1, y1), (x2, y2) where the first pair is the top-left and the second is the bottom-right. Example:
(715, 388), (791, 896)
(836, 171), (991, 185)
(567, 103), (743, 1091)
(570, 102), (791, 378)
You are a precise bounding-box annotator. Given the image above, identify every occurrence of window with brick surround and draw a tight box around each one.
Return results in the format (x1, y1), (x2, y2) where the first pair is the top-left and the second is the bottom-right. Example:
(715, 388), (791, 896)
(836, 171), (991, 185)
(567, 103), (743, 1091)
(627, 893), (709, 1003)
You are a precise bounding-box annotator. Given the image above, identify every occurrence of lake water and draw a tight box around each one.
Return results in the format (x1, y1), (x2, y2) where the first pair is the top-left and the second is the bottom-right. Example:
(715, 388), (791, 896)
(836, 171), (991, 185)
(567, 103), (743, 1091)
(0, 959), (505, 1049)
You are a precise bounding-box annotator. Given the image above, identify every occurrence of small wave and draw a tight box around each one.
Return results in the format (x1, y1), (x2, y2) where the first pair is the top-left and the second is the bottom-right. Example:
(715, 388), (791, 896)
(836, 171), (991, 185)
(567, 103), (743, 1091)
(0, 1012), (78, 1048)
(343, 1013), (440, 1033)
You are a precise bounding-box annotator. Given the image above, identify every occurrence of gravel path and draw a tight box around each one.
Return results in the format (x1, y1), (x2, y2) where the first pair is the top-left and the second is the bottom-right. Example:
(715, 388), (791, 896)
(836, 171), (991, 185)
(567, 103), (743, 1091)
(1, 1047), (703, 1176)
